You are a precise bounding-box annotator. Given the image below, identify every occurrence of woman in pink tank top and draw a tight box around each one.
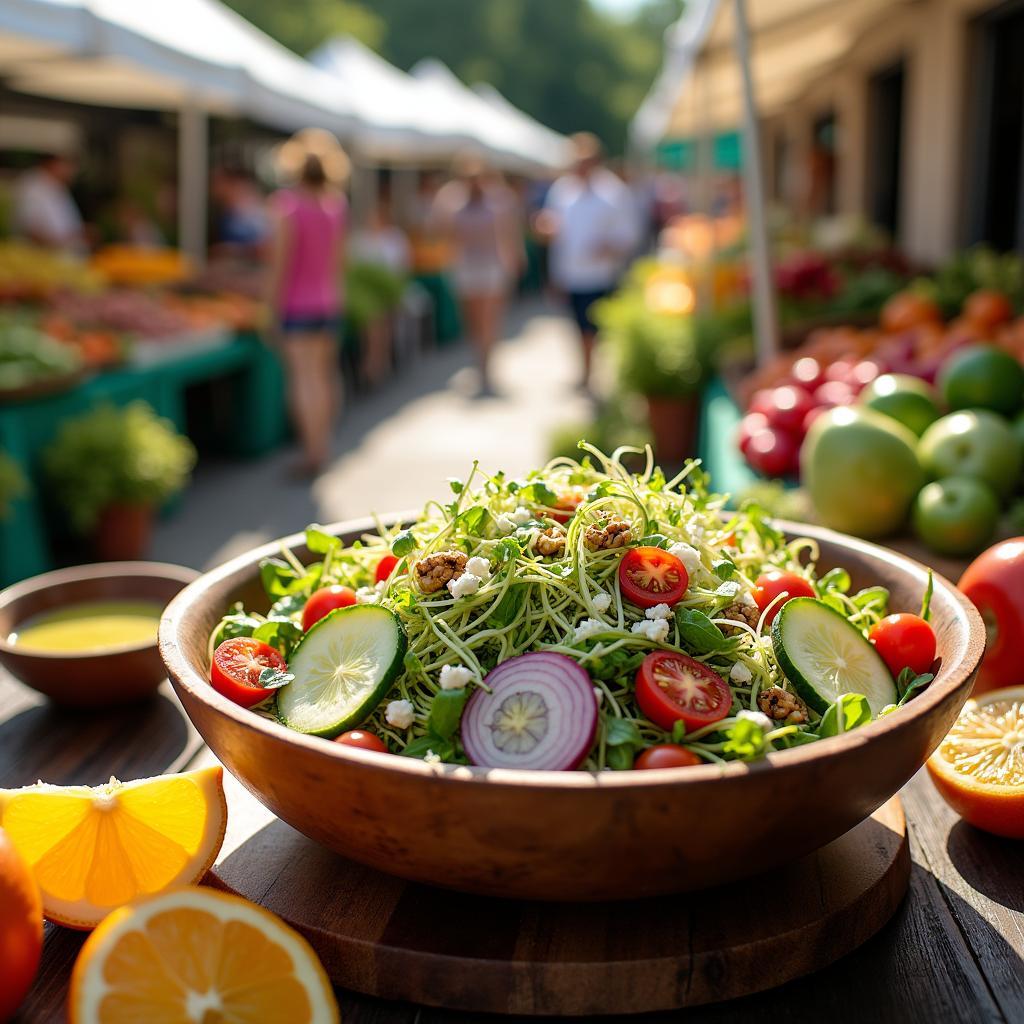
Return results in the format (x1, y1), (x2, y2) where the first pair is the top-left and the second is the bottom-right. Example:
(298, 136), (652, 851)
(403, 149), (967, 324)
(267, 129), (349, 475)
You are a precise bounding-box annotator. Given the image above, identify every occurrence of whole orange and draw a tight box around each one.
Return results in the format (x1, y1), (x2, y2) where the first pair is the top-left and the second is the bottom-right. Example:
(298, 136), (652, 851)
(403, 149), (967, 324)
(880, 290), (942, 334)
(0, 827), (43, 1020)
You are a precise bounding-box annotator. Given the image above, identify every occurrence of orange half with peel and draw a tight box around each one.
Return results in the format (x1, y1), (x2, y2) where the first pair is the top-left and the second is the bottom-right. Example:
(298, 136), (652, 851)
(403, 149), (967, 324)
(68, 885), (339, 1024)
(927, 686), (1024, 839)
(0, 766), (226, 929)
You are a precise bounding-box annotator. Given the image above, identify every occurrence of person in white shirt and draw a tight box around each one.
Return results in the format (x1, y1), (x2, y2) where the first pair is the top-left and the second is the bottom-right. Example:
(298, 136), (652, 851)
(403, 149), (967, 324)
(13, 153), (85, 253)
(536, 133), (638, 389)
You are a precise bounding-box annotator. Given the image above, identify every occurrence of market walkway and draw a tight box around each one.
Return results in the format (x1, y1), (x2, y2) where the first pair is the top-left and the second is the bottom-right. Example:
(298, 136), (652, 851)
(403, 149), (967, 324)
(151, 298), (593, 569)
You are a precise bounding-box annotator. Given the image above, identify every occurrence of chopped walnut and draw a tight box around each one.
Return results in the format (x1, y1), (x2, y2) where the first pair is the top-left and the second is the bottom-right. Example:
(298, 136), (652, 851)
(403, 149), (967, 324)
(584, 515), (632, 551)
(414, 550), (468, 594)
(532, 525), (567, 557)
(757, 685), (808, 724)
(721, 600), (760, 635)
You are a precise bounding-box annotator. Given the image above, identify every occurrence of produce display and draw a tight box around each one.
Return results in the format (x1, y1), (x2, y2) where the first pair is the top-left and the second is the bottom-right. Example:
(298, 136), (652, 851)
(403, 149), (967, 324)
(90, 244), (193, 287)
(0, 242), (104, 301)
(208, 447), (939, 770)
(736, 278), (1024, 556)
(0, 314), (82, 393)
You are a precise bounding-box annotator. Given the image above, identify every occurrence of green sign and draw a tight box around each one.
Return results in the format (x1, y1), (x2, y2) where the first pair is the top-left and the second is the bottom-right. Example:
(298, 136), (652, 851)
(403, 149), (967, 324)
(656, 132), (742, 172)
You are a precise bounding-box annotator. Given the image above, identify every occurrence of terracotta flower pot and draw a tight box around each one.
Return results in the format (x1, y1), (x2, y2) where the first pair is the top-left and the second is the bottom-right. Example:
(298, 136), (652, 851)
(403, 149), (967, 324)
(645, 393), (700, 464)
(94, 503), (154, 562)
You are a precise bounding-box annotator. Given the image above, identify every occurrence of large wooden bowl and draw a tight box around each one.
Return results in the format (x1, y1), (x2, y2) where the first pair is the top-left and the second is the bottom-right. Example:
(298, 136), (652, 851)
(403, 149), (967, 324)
(0, 562), (198, 707)
(160, 518), (984, 901)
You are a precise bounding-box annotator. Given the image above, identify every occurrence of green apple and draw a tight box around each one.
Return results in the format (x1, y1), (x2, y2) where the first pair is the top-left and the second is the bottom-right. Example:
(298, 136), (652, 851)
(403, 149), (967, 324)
(939, 344), (1024, 416)
(912, 477), (999, 556)
(802, 406), (925, 538)
(860, 374), (941, 436)
(918, 410), (1022, 499)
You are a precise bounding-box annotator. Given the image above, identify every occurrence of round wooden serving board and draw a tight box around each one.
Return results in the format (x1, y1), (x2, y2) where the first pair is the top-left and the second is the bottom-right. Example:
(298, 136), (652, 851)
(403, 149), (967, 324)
(206, 773), (910, 1016)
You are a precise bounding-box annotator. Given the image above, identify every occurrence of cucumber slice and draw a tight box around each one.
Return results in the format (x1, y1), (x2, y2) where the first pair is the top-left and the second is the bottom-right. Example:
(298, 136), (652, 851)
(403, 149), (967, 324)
(277, 605), (407, 737)
(771, 597), (896, 716)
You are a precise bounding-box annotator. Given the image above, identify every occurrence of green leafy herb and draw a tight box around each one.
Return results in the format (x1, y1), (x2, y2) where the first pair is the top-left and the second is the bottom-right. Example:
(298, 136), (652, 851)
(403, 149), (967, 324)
(401, 733), (456, 762)
(921, 571), (934, 622)
(428, 688), (469, 739)
(818, 567), (851, 594)
(722, 718), (766, 759)
(212, 609), (261, 647)
(671, 720), (687, 743)
(517, 481), (557, 507)
(252, 618), (304, 658)
(269, 593), (306, 621)
(391, 529), (416, 557)
(604, 715), (645, 771)
(305, 525), (339, 555)
(454, 505), (492, 536)
(448, 478), (464, 494)
(638, 533), (670, 548)
(896, 668), (934, 706)
(819, 693), (872, 737)
(488, 583), (528, 628)
(675, 608), (734, 654)
(712, 558), (737, 580)
(852, 586), (889, 612)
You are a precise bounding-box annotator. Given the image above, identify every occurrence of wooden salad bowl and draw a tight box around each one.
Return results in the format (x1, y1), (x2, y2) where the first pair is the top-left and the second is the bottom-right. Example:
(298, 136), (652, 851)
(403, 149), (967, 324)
(0, 562), (199, 707)
(160, 518), (984, 901)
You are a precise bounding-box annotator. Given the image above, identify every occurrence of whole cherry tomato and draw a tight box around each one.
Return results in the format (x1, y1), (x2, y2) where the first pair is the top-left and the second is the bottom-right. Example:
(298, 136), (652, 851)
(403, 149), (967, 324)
(302, 585), (357, 630)
(335, 730), (388, 753)
(375, 554), (400, 583)
(634, 744), (702, 770)
(869, 613), (937, 678)
(752, 570), (816, 626)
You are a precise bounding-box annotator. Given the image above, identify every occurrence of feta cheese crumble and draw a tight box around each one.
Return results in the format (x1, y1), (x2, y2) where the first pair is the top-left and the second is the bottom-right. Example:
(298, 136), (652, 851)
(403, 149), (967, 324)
(645, 603), (673, 621)
(667, 542), (702, 577)
(631, 617), (671, 643)
(439, 664), (473, 690)
(509, 506), (532, 526)
(573, 617), (607, 643)
(355, 585), (381, 604)
(464, 556), (492, 581)
(737, 708), (773, 733)
(447, 572), (481, 599)
(494, 514), (516, 536)
(591, 592), (612, 613)
(730, 661), (753, 684)
(423, 750), (442, 765)
(385, 699), (415, 729)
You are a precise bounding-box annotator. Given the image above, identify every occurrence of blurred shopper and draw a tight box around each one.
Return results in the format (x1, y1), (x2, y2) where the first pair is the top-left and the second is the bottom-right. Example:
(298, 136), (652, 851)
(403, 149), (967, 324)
(13, 153), (86, 253)
(350, 188), (412, 386)
(433, 154), (520, 394)
(211, 165), (270, 262)
(536, 133), (638, 390)
(267, 129), (349, 477)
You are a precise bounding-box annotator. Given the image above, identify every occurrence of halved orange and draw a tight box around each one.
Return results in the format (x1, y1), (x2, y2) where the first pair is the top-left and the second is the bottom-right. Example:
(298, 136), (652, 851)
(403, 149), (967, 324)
(69, 886), (339, 1024)
(0, 767), (226, 929)
(927, 686), (1024, 839)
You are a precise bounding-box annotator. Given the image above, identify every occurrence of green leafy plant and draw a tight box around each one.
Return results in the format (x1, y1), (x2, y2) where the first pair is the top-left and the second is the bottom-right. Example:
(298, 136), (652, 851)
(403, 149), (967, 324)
(0, 453), (28, 519)
(43, 401), (196, 534)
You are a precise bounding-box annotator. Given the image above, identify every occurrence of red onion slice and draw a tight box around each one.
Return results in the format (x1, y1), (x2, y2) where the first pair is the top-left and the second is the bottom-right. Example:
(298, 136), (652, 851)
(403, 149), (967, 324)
(462, 652), (598, 770)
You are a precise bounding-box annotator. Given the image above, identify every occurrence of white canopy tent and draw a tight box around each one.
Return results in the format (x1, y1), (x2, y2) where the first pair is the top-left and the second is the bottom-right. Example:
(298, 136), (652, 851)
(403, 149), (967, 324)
(472, 83), (572, 174)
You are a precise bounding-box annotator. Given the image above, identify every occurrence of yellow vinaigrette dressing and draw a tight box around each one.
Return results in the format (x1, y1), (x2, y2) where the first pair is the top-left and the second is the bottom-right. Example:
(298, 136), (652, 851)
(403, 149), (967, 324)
(9, 601), (161, 653)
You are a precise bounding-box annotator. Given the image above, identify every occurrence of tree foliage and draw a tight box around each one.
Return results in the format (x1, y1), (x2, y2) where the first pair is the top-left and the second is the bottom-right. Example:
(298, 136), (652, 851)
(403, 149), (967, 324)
(224, 0), (682, 153)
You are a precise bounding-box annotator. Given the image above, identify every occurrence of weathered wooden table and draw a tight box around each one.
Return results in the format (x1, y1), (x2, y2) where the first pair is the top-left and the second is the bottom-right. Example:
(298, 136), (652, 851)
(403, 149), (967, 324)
(3, 671), (1021, 1023)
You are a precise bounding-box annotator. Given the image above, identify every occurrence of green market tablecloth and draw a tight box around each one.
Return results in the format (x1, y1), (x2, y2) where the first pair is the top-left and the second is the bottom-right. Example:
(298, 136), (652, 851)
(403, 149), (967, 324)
(0, 330), (286, 587)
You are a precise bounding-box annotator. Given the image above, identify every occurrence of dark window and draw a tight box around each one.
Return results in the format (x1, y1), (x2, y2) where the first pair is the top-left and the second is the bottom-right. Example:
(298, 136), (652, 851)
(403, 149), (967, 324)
(867, 62), (905, 239)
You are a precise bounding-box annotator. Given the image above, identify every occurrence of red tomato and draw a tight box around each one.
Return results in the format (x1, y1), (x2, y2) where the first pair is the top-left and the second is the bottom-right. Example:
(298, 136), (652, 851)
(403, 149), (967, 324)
(618, 546), (689, 608)
(335, 730), (388, 753)
(744, 426), (800, 478)
(959, 538), (1024, 693)
(869, 613), (937, 678)
(764, 385), (815, 433)
(634, 744), (701, 770)
(752, 570), (817, 626)
(211, 637), (288, 707)
(548, 489), (585, 524)
(635, 651), (732, 731)
(302, 585), (357, 630)
(791, 356), (825, 391)
(736, 412), (770, 456)
(963, 289), (1013, 333)
(375, 554), (400, 583)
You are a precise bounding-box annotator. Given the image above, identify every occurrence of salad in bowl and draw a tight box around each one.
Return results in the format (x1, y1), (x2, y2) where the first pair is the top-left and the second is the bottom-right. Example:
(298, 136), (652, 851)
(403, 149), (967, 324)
(205, 445), (938, 773)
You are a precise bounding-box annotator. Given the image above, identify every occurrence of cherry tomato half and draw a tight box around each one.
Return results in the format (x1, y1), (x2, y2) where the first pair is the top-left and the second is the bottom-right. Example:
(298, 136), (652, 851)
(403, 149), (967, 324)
(301, 585), (357, 630)
(635, 651), (732, 731)
(634, 744), (702, 770)
(335, 730), (388, 753)
(375, 554), (400, 583)
(547, 489), (585, 525)
(211, 637), (288, 708)
(618, 547), (689, 609)
(869, 613), (936, 678)
(752, 570), (816, 626)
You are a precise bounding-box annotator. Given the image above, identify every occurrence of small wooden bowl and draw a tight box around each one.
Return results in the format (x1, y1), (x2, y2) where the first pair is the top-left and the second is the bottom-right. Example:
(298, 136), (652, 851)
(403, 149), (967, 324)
(160, 519), (984, 901)
(0, 562), (198, 707)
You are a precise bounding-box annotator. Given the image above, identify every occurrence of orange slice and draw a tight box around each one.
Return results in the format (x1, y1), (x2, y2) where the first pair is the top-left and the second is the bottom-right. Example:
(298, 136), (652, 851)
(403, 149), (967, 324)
(927, 686), (1024, 839)
(68, 886), (339, 1024)
(0, 767), (226, 929)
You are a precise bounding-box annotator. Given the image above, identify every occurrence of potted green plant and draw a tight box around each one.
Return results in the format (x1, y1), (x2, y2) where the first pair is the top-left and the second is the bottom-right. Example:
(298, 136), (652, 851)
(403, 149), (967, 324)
(44, 401), (196, 560)
(594, 274), (712, 463)
(0, 454), (28, 519)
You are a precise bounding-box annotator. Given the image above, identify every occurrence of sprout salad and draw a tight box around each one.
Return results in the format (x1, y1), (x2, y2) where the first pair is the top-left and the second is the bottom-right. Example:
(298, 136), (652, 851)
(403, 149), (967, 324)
(208, 445), (937, 772)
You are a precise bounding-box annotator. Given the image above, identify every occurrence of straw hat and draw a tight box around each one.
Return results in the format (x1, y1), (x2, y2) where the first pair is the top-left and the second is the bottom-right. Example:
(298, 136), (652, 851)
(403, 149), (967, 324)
(276, 128), (351, 186)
